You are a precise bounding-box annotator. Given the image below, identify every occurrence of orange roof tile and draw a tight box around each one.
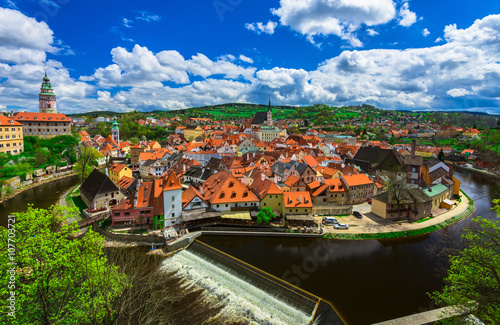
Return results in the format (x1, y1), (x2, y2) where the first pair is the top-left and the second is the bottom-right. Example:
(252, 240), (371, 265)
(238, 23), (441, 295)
(13, 112), (71, 122)
(110, 163), (127, 173)
(0, 116), (22, 126)
(283, 191), (313, 208)
(163, 172), (183, 191)
(342, 174), (373, 187)
(201, 170), (259, 204)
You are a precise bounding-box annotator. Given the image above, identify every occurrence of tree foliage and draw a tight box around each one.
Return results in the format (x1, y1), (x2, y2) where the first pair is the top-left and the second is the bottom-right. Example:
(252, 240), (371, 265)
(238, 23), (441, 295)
(256, 207), (276, 224)
(430, 202), (500, 324)
(73, 145), (102, 184)
(0, 206), (127, 324)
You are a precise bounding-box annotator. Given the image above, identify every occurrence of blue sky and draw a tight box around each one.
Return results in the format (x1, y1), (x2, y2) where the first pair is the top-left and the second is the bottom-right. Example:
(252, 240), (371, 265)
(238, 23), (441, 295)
(1, 0), (500, 114)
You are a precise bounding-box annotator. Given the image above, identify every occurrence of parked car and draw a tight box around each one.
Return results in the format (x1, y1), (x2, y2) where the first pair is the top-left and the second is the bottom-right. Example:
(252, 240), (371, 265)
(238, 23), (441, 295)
(334, 223), (349, 230)
(323, 217), (339, 225)
(353, 211), (363, 219)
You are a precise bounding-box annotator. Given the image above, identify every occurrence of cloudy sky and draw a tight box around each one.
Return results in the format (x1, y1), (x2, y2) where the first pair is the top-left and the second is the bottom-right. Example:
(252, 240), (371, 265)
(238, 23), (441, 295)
(1, 0), (500, 114)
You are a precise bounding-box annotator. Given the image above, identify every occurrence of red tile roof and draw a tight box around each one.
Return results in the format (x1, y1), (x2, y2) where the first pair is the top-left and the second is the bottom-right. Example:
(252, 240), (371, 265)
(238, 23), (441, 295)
(0, 116), (22, 126)
(283, 191), (313, 208)
(13, 112), (71, 122)
(163, 172), (182, 191)
(201, 170), (259, 204)
(342, 174), (373, 187)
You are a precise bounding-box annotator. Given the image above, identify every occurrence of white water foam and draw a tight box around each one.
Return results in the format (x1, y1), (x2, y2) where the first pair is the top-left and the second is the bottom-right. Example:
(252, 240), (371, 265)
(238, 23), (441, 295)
(161, 250), (313, 325)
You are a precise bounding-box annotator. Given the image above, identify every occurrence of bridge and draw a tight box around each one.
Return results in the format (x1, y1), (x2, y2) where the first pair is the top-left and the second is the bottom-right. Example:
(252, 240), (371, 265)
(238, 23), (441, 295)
(77, 210), (111, 228)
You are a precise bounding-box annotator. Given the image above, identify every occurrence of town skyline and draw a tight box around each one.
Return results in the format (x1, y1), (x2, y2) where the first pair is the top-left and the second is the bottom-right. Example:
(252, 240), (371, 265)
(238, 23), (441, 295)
(1, 1), (500, 114)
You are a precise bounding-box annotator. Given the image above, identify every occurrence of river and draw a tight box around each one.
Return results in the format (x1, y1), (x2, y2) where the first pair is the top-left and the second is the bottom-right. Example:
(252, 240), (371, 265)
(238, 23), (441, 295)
(197, 170), (500, 324)
(0, 170), (498, 324)
(0, 175), (79, 227)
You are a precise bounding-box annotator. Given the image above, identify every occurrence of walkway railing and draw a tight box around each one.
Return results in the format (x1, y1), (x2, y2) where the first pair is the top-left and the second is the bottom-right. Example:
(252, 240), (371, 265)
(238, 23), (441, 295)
(78, 211), (111, 228)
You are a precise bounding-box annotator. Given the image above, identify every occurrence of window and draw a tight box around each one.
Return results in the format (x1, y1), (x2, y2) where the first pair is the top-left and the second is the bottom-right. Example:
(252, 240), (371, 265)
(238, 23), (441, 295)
(114, 212), (120, 216)
(172, 204), (175, 209)
(124, 211), (130, 216)
(172, 213), (175, 217)
(263, 203), (266, 206)
(171, 196), (175, 201)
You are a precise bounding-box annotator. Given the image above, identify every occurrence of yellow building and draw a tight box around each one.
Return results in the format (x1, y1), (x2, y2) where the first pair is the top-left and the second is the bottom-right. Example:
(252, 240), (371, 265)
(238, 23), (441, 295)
(109, 163), (133, 184)
(283, 191), (313, 216)
(0, 116), (24, 155)
(249, 177), (283, 217)
(184, 125), (205, 141)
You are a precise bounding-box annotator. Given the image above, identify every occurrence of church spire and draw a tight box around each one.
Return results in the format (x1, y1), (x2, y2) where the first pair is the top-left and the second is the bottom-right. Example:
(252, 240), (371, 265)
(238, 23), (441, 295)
(266, 98), (273, 127)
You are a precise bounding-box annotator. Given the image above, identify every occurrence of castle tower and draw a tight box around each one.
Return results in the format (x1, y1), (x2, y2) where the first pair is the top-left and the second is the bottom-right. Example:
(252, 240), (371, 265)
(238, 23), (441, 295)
(39, 71), (57, 114)
(111, 116), (120, 145)
(267, 98), (273, 126)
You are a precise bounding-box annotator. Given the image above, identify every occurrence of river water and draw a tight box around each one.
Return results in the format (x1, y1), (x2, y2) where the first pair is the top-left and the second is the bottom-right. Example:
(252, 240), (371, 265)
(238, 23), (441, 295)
(0, 170), (498, 324)
(0, 175), (79, 227)
(198, 170), (500, 324)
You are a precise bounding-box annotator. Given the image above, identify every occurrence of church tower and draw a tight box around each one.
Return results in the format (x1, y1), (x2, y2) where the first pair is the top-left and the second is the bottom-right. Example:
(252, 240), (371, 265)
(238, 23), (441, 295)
(39, 71), (57, 113)
(112, 116), (120, 145)
(266, 98), (273, 126)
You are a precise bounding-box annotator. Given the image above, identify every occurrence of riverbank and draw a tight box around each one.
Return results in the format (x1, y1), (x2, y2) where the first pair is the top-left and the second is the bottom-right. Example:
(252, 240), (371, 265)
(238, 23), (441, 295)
(455, 164), (500, 180)
(322, 190), (475, 240)
(0, 171), (77, 204)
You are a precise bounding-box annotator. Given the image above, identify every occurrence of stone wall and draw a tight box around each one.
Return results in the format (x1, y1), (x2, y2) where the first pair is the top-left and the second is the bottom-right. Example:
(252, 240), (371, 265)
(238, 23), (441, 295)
(94, 224), (166, 245)
(312, 205), (353, 216)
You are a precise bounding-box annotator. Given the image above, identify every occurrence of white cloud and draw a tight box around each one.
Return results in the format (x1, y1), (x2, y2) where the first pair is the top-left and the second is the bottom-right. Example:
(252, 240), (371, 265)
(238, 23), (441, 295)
(90, 45), (256, 90)
(122, 18), (133, 28)
(2, 9), (500, 114)
(245, 21), (278, 35)
(422, 28), (430, 37)
(398, 2), (417, 27)
(271, 0), (396, 47)
(447, 88), (472, 97)
(434, 37), (443, 43)
(239, 55), (254, 64)
(135, 10), (161, 22)
(367, 29), (379, 36)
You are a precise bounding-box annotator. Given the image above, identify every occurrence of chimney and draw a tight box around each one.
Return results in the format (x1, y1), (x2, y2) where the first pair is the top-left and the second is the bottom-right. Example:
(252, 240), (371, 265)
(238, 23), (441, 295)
(300, 195), (302, 203)
(261, 173), (265, 181)
(411, 139), (416, 156)
(449, 164), (453, 179)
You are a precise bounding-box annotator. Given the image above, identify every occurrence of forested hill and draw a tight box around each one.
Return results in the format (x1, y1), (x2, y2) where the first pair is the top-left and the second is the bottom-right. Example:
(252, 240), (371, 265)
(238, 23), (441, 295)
(68, 103), (500, 129)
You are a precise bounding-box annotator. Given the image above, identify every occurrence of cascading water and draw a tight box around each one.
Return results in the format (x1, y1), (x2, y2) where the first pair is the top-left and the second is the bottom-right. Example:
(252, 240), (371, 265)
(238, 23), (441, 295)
(161, 249), (314, 325)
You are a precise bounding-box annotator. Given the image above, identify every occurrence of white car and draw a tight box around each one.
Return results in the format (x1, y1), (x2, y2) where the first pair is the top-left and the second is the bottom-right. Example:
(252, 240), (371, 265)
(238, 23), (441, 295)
(334, 223), (349, 230)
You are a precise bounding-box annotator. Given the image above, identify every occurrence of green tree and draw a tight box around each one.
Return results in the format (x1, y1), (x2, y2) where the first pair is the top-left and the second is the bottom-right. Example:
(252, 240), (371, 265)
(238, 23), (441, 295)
(430, 203), (500, 324)
(438, 148), (445, 161)
(256, 207), (276, 224)
(73, 145), (101, 184)
(0, 205), (127, 324)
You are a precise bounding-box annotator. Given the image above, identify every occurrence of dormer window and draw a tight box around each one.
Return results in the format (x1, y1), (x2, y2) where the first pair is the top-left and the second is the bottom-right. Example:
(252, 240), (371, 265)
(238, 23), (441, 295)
(48, 117), (52, 120)
(18, 116), (23, 120)
(219, 192), (225, 199)
(228, 181), (234, 188)
(34, 116), (38, 120)
(242, 191), (248, 198)
(230, 192), (236, 199)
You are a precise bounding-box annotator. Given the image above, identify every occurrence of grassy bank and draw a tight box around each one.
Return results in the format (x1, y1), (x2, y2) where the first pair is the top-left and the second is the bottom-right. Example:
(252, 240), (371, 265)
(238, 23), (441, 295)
(323, 191), (475, 240)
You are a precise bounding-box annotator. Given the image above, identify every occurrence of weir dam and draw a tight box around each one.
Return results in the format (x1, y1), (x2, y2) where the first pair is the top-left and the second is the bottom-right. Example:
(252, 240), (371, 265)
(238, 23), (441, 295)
(162, 239), (344, 324)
